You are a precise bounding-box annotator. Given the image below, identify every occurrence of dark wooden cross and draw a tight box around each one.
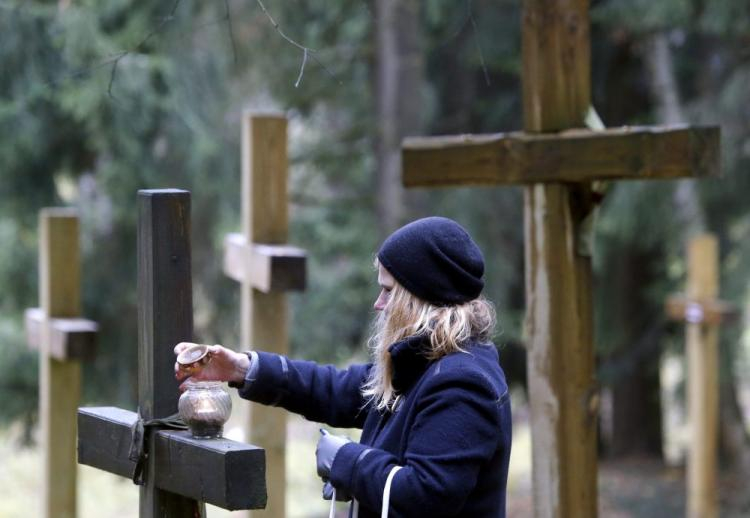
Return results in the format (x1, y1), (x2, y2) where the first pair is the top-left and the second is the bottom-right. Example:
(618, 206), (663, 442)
(223, 112), (306, 518)
(665, 234), (736, 518)
(401, 1), (719, 516)
(23, 208), (98, 518)
(77, 190), (266, 517)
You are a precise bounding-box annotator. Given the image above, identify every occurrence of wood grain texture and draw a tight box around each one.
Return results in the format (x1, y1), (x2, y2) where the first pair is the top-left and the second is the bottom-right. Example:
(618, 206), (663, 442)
(685, 235), (719, 518)
(136, 189), (201, 518)
(39, 209), (81, 518)
(522, 0), (590, 132)
(524, 185), (597, 518)
(78, 407), (267, 510)
(521, 2), (597, 517)
(402, 125), (720, 187)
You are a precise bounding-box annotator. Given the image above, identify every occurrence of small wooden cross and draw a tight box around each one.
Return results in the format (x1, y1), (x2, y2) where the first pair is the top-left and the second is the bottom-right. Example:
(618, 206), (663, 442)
(665, 234), (736, 518)
(23, 208), (98, 518)
(223, 112), (306, 518)
(78, 190), (266, 516)
(401, 2), (719, 516)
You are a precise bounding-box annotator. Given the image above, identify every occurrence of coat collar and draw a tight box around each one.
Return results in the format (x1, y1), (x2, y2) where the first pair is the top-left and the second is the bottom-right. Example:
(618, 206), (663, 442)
(388, 334), (432, 393)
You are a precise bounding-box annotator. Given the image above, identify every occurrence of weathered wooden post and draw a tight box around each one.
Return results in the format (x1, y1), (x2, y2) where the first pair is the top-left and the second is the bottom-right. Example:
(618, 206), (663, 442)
(223, 112), (306, 518)
(23, 208), (97, 518)
(665, 234), (736, 518)
(77, 189), (267, 517)
(400, 1), (720, 516)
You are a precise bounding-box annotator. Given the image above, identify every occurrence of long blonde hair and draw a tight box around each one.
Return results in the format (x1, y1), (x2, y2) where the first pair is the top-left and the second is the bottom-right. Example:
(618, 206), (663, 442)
(361, 272), (496, 412)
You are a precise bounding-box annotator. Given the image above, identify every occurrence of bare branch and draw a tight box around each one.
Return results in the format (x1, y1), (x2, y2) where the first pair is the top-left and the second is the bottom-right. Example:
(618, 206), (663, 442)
(295, 48), (308, 88)
(468, 0), (490, 86)
(224, 0), (238, 64)
(107, 53), (127, 99)
(255, 0), (341, 86)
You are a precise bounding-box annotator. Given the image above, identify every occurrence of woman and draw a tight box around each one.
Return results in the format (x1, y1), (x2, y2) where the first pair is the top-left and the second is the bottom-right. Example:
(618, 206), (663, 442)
(175, 216), (512, 517)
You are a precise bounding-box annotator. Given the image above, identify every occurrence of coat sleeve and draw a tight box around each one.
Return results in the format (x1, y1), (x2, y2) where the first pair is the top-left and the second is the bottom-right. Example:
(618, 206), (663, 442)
(236, 351), (372, 429)
(328, 368), (508, 517)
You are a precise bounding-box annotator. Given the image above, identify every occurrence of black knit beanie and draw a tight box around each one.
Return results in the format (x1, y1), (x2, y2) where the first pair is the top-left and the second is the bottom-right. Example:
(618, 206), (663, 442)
(377, 217), (485, 306)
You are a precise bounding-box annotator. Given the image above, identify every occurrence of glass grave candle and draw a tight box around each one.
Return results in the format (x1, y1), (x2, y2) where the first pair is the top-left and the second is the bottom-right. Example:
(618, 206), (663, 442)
(178, 381), (232, 439)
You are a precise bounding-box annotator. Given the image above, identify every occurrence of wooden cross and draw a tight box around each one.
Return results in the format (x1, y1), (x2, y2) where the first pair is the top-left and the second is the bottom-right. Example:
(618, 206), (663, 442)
(23, 208), (98, 518)
(665, 234), (736, 518)
(401, 2), (719, 517)
(77, 190), (267, 516)
(223, 112), (306, 518)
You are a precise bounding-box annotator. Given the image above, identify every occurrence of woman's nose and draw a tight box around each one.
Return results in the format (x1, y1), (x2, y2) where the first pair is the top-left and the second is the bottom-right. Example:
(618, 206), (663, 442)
(374, 289), (388, 311)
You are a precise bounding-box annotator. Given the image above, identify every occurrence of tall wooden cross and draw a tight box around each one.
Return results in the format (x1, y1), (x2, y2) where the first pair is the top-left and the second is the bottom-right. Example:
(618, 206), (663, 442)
(401, 2), (719, 517)
(665, 234), (736, 518)
(223, 112), (307, 518)
(77, 190), (267, 516)
(23, 208), (98, 518)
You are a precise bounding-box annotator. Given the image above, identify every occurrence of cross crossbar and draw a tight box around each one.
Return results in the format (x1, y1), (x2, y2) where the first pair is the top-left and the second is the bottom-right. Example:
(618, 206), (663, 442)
(403, 125), (719, 186)
(665, 295), (738, 326)
(78, 407), (266, 510)
(25, 307), (98, 360)
(223, 233), (306, 292)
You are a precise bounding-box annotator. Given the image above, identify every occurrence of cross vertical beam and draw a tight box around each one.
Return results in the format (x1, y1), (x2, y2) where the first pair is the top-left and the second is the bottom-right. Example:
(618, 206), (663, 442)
(137, 189), (203, 517)
(39, 209), (81, 518)
(685, 235), (719, 518)
(234, 113), (300, 518)
(522, 2), (597, 517)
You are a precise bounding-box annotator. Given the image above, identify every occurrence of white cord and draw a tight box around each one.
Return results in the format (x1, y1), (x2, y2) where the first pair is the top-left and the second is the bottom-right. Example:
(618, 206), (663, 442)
(328, 488), (337, 518)
(381, 465), (403, 518)
(329, 464), (402, 518)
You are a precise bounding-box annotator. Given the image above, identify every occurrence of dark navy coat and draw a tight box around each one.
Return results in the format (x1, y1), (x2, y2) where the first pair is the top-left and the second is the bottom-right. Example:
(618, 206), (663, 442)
(238, 335), (512, 517)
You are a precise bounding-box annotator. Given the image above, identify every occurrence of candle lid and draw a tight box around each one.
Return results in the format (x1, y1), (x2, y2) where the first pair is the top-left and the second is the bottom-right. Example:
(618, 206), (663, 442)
(177, 344), (210, 366)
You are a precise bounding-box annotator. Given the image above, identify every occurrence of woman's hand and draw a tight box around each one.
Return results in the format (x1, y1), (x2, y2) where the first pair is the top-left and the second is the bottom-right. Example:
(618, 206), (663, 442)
(174, 342), (250, 390)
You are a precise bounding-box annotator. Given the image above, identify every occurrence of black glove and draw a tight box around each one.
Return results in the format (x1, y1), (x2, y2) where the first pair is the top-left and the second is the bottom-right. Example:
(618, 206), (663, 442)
(316, 429), (351, 479)
(322, 480), (352, 502)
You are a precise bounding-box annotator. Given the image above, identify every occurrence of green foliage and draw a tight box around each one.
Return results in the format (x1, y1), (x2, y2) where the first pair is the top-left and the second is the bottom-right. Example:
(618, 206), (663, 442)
(2, 0), (750, 448)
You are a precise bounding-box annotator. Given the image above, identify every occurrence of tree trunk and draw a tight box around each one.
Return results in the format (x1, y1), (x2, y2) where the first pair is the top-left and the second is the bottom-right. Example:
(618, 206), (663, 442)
(373, 0), (424, 238)
(607, 248), (664, 458)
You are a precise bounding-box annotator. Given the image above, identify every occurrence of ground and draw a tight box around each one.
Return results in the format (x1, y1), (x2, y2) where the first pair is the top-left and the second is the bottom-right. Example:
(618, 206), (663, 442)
(2, 393), (749, 517)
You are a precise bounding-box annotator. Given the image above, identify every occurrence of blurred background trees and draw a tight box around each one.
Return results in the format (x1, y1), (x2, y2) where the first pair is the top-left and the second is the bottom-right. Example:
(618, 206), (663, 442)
(1, 0), (749, 480)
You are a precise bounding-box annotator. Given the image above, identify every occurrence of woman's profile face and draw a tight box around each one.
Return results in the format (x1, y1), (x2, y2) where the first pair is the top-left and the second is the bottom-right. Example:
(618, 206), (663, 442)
(374, 264), (396, 311)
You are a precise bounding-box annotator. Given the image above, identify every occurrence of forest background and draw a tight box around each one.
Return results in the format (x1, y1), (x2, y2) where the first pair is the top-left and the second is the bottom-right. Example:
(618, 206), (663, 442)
(1, 0), (750, 515)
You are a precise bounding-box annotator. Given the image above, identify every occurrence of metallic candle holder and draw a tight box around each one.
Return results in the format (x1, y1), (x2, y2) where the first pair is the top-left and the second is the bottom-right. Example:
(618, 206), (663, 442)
(178, 381), (232, 439)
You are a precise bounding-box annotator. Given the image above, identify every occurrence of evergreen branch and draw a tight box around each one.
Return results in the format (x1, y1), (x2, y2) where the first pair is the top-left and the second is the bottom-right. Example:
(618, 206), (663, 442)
(107, 0), (183, 98)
